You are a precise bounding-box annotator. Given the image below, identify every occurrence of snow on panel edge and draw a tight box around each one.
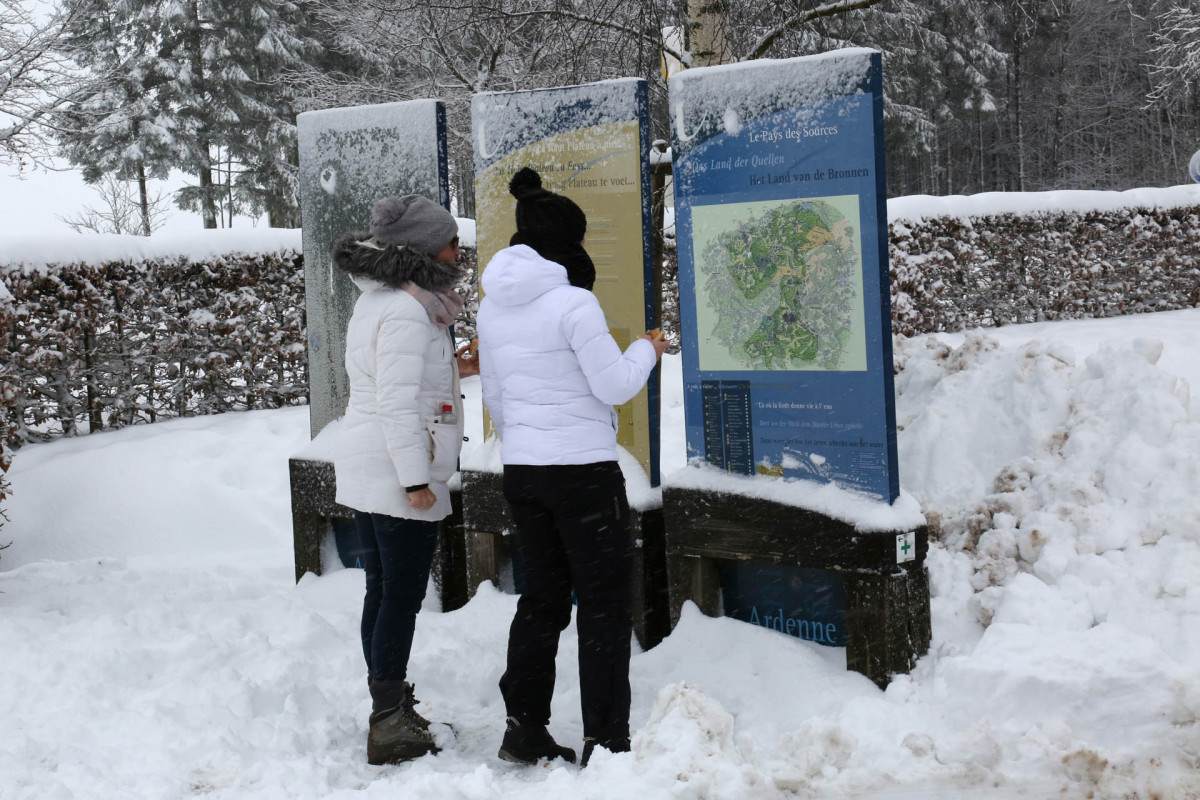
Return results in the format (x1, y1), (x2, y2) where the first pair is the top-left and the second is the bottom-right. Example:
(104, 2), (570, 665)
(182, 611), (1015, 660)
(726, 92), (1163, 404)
(664, 461), (925, 532)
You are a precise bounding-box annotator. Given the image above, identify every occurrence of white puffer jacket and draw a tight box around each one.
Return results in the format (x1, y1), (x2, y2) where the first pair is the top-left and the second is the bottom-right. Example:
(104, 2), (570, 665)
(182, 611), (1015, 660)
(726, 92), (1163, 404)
(477, 245), (658, 466)
(334, 276), (463, 521)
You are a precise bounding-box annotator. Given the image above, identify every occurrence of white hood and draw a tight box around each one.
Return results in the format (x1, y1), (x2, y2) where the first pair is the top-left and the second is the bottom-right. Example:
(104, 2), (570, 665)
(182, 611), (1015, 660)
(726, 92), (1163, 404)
(476, 244), (659, 467)
(479, 244), (569, 307)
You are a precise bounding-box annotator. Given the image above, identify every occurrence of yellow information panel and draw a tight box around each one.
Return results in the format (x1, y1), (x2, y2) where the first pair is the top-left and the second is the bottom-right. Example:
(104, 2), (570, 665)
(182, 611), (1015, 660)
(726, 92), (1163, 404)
(472, 81), (659, 483)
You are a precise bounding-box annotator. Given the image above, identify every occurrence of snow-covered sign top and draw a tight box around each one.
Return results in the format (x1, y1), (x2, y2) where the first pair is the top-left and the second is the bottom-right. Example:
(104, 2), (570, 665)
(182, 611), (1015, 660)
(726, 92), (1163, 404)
(471, 78), (644, 172)
(669, 48), (877, 155)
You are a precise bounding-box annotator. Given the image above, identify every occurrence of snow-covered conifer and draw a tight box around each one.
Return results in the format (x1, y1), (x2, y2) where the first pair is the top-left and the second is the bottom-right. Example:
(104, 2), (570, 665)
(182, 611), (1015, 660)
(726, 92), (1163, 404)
(156, 0), (325, 228)
(53, 0), (176, 235)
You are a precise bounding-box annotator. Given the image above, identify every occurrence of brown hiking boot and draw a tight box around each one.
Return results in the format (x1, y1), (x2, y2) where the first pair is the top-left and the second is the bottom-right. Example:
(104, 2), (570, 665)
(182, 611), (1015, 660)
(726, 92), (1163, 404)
(367, 681), (439, 765)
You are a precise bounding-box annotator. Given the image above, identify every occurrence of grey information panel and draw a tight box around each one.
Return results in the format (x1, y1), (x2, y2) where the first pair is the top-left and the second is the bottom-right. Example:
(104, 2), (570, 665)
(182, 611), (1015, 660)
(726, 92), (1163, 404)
(297, 100), (449, 437)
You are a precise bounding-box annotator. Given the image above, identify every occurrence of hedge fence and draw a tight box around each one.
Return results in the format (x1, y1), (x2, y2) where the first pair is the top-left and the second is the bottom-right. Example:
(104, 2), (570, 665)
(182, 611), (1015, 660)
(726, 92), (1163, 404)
(1, 247), (308, 450)
(1, 201), (1198, 550)
(888, 204), (1200, 336)
(0, 283), (13, 555)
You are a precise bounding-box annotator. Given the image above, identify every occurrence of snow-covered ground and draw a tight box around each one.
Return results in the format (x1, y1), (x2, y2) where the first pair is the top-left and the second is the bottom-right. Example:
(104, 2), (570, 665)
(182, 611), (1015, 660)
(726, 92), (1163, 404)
(2, 306), (1199, 799)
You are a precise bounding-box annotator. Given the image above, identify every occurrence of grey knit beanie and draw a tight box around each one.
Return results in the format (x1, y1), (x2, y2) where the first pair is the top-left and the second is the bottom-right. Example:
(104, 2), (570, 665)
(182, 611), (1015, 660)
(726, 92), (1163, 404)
(369, 195), (458, 256)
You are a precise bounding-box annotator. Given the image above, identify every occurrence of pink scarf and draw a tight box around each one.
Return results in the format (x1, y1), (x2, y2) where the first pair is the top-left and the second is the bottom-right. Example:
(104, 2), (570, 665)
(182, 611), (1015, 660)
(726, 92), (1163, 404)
(401, 282), (464, 328)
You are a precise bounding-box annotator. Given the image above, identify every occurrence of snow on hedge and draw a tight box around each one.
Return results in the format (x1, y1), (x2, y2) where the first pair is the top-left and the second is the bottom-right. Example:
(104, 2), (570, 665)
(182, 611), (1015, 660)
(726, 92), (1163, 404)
(0, 218), (477, 271)
(0, 229), (303, 270)
(889, 183), (1200, 222)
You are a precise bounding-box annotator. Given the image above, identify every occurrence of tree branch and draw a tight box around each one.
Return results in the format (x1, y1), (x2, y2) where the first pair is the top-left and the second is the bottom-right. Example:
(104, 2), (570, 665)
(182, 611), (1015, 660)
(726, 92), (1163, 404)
(469, 3), (687, 65)
(745, 0), (885, 61)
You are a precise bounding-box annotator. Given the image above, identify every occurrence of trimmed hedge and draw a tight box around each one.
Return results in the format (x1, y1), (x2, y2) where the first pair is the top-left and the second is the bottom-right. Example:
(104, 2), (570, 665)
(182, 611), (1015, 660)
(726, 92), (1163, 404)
(1, 249), (307, 445)
(889, 205), (1200, 337)
(0, 285), (13, 555)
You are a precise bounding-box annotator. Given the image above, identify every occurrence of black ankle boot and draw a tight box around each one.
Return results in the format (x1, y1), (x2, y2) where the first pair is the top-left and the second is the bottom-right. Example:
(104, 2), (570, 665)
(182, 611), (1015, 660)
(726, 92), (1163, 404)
(580, 735), (631, 767)
(497, 717), (577, 765)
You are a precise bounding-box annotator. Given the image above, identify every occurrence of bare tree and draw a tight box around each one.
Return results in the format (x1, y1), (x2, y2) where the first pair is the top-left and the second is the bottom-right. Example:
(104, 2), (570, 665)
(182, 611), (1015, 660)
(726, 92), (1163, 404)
(57, 174), (171, 235)
(0, 0), (89, 165)
(295, 0), (679, 213)
(1149, 1), (1200, 108)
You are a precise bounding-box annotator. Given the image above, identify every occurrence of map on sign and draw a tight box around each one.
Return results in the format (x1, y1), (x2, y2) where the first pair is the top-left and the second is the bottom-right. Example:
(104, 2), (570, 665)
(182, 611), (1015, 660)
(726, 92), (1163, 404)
(692, 195), (867, 372)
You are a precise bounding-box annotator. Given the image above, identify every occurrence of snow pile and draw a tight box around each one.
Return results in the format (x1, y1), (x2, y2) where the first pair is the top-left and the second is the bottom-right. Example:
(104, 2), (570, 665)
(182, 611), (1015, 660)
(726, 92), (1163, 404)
(1, 408), (307, 565)
(630, 682), (769, 797)
(892, 324), (1200, 796)
(896, 330), (1200, 607)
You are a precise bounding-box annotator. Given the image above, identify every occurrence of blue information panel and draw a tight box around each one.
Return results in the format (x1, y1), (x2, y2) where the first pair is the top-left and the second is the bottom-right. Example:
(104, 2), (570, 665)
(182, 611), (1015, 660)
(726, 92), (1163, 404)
(671, 50), (899, 503)
(720, 561), (846, 647)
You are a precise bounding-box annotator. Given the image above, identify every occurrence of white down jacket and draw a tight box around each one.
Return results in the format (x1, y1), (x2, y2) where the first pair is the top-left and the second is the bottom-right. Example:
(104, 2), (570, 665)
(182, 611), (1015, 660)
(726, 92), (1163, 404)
(334, 276), (464, 521)
(477, 244), (658, 466)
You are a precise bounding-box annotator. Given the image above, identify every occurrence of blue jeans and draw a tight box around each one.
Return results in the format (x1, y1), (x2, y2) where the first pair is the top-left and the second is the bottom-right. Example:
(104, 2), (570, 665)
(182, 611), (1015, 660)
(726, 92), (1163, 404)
(355, 511), (440, 683)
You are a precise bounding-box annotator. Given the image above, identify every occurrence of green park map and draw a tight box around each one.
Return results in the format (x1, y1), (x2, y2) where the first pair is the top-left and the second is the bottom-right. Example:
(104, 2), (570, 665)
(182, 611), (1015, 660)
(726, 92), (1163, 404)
(693, 196), (867, 372)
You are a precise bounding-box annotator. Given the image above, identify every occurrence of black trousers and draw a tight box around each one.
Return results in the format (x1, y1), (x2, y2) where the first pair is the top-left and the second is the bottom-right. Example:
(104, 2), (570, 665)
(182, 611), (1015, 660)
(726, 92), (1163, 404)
(499, 461), (634, 740)
(355, 511), (440, 683)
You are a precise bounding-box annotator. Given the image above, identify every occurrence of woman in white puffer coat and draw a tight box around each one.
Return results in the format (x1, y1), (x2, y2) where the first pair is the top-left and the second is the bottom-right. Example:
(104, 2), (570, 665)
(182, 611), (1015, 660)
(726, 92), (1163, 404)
(331, 195), (477, 766)
(478, 168), (668, 768)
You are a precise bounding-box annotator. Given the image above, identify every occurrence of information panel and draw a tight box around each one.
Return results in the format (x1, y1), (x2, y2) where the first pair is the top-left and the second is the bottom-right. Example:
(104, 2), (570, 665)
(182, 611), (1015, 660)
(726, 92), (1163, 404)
(472, 79), (660, 483)
(720, 561), (846, 647)
(671, 50), (899, 502)
(297, 100), (449, 437)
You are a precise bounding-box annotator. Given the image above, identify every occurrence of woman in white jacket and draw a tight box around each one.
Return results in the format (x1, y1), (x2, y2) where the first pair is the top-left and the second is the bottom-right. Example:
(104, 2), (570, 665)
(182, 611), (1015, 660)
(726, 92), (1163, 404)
(331, 195), (476, 765)
(478, 168), (668, 767)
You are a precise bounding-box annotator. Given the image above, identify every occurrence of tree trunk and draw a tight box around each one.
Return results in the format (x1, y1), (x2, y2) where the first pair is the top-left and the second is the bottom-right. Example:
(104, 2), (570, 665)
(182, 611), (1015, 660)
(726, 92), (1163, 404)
(977, 108), (985, 191)
(186, 1), (218, 229)
(197, 141), (218, 229)
(136, 160), (151, 236)
(1013, 44), (1025, 192)
(687, 0), (730, 68)
(226, 149), (234, 228)
(83, 328), (102, 433)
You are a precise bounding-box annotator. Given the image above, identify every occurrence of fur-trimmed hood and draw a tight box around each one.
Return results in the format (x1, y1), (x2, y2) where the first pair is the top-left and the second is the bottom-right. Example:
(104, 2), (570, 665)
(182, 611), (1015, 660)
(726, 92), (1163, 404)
(331, 230), (462, 291)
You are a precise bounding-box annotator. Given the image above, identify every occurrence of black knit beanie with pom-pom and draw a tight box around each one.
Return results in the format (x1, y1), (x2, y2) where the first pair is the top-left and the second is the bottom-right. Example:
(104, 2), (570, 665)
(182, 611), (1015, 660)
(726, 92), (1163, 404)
(508, 167), (595, 290)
